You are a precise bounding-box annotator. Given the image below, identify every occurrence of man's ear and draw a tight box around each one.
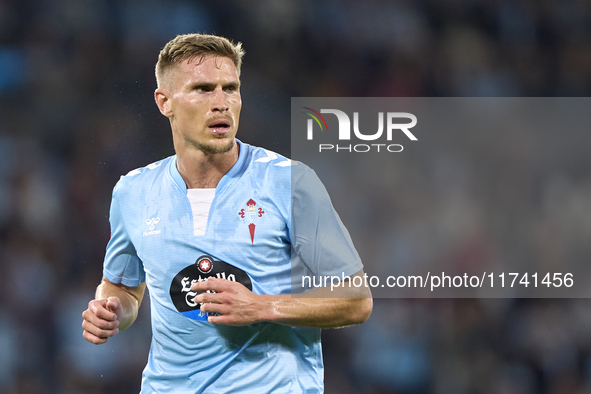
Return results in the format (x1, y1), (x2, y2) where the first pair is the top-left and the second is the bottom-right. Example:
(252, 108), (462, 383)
(155, 88), (173, 117)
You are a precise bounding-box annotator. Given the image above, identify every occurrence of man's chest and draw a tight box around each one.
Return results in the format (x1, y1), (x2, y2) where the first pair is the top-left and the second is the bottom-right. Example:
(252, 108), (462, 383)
(126, 185), (290, 281)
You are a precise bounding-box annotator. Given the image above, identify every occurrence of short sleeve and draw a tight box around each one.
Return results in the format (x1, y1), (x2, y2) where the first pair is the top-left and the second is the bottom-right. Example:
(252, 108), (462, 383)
(103, 186), (145, 287)
(291, 167), (363, 280)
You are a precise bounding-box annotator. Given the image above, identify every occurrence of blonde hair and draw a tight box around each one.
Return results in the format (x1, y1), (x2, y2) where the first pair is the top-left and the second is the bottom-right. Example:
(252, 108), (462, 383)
(155, 33), (245, 88)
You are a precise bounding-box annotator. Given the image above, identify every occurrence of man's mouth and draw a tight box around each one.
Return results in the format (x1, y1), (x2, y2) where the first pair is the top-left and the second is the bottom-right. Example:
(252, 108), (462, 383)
(208, 120), (231, 134)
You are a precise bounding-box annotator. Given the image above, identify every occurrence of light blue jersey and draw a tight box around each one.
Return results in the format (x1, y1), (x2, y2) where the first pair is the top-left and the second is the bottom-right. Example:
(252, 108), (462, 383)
(103, 140), (363, 393)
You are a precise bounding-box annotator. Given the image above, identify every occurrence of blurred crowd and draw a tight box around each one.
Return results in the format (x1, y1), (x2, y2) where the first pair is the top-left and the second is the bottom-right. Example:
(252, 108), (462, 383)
(1, 0), (591, 393)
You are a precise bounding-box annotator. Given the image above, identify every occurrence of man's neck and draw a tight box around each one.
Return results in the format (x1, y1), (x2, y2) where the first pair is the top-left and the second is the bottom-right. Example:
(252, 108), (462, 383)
(176, 141), (240, 189)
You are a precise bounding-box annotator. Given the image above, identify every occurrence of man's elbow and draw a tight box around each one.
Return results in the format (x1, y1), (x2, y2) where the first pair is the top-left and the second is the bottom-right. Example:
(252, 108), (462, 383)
(350, 296), (373, 325)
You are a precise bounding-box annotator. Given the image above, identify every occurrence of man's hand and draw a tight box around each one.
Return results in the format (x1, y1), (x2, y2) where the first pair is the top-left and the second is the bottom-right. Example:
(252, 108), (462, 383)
(191, 270), (372, 329)
(192, 278), (268, 326)
(82, 297), (122, 344)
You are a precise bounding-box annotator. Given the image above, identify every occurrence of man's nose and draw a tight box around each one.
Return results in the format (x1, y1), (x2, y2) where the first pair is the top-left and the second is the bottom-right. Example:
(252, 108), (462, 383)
(211, 88), (229, 112)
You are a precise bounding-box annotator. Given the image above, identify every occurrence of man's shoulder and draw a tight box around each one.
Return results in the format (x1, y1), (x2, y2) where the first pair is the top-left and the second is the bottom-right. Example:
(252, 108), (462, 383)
(243, 143), (329, 197)
(113, 156), (174, 193)
(242, 142), (311, 182)
(245, 144), (295, 168)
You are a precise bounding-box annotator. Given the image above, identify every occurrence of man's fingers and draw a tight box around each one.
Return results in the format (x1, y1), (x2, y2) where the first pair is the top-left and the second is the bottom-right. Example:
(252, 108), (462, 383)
(88, 300), (118, 321)
(199, 302), (229, 315)
(106, 297), (122, 313)
(193, 291), (225, 305)
(82, 309), (120, 330)
(207, 314), (227, 325)
(82, 329), (109, 345)
(82, 319), (119, 339)
(207, 314), (247, 326)
(191, 278), (235, 292)
(189, 279), (259, 326)
(81, 298), (121, 345)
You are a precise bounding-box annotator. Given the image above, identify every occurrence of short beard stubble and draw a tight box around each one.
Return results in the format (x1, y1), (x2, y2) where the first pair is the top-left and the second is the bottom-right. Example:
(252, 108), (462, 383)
(187, 136), (236, 156)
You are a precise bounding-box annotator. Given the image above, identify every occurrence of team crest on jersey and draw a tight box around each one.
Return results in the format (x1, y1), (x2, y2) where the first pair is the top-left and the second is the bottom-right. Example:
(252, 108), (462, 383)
(238, 199), (265, 244)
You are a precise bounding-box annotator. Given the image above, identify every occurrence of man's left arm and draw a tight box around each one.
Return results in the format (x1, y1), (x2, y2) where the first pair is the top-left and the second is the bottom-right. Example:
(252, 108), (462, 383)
(192, 270), (372, 328)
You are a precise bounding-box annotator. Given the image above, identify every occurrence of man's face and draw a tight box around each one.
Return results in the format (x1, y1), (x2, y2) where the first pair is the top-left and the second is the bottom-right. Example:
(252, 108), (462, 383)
(160, 55), (242, 155)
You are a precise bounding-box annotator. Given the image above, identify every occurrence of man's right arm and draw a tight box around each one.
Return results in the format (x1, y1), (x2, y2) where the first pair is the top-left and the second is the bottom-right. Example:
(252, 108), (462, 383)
(82, 277), (146, 345)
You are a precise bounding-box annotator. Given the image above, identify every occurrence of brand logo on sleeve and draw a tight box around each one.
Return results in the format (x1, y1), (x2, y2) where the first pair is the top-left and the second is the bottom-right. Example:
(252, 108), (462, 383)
(238, 199), (265, 244)
(143, 217), (161, 236)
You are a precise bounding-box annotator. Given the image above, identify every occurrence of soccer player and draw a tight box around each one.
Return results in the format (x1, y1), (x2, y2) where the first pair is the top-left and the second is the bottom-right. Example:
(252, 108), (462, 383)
(81, 33), (372, 393)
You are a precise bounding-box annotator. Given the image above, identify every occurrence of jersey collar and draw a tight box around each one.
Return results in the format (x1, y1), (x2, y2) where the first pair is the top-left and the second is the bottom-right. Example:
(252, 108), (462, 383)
(168, 139), (249, 193)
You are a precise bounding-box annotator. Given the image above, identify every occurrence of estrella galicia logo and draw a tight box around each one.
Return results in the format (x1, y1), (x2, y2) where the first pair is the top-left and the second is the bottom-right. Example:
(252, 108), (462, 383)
(196, 255), (214, 274)
(303, 107), (417, 153)
(169, 255), (252, 321)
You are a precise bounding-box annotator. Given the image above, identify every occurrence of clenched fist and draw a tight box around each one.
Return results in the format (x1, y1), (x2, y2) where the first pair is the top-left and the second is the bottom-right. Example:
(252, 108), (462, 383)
(82, 297), (122, 345)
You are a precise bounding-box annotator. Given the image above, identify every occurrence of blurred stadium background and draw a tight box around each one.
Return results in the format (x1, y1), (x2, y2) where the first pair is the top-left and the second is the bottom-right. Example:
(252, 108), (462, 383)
(2, 0), (591, 393)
